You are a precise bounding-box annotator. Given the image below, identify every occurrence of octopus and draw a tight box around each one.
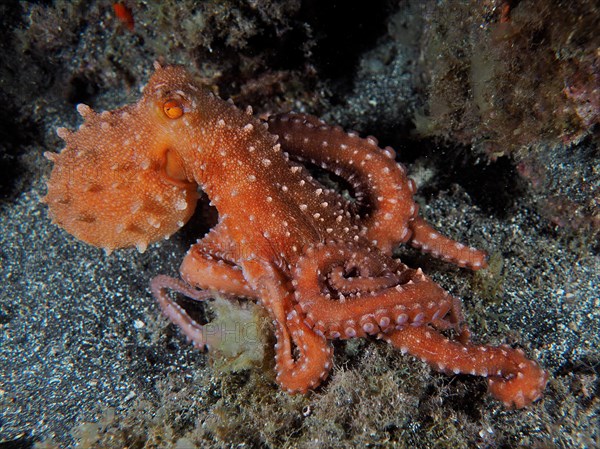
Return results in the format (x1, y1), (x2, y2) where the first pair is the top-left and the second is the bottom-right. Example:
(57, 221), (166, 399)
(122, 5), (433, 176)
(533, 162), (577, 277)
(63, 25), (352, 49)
(43, 63), (548, 408)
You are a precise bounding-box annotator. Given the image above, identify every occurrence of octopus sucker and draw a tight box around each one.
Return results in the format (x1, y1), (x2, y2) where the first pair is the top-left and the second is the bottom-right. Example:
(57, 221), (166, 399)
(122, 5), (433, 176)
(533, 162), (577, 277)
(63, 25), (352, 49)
(45, 64), (547, 408)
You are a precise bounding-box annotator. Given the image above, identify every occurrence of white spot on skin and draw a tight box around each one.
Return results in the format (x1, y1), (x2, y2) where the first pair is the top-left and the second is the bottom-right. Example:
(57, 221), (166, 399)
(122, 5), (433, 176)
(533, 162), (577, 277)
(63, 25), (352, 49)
(130, 202), (142, 213)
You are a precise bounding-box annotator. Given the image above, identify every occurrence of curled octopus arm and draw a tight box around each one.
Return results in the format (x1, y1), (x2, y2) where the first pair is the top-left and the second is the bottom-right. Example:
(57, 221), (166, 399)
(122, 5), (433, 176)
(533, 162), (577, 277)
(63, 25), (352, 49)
(292, 240), (456, 339)
(243, 260), (334, 393)
(267, 113), (488, 270)
(151, 225), (256, 350)
(268, 113), (416, 253)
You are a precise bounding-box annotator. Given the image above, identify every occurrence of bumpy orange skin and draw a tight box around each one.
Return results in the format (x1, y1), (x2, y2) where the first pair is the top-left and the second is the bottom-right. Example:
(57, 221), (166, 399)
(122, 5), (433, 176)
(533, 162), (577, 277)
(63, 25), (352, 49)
(45, 64), (547, 407)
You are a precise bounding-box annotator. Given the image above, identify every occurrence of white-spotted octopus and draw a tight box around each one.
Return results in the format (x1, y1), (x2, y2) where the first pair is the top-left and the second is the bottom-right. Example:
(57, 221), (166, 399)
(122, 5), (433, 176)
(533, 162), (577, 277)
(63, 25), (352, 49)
(44, 63), (548, 408)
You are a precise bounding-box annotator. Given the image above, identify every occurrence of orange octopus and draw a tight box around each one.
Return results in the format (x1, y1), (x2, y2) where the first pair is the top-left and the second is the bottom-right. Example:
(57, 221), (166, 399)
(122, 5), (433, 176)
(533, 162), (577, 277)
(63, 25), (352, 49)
(44, 63), (548, 408)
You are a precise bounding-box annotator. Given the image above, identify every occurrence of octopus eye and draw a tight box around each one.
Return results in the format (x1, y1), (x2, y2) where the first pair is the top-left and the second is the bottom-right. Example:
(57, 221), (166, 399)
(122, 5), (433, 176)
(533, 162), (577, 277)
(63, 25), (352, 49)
(163, 99), (184, 119)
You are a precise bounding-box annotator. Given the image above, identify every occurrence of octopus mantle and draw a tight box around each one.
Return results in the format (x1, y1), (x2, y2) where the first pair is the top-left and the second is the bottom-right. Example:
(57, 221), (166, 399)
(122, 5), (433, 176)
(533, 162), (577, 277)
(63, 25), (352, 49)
(44, 63), (548, 408)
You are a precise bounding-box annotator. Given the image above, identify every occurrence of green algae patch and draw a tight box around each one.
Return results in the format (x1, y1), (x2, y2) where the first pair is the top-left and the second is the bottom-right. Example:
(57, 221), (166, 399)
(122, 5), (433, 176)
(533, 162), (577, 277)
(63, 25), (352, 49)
(204, 295), (271, 374)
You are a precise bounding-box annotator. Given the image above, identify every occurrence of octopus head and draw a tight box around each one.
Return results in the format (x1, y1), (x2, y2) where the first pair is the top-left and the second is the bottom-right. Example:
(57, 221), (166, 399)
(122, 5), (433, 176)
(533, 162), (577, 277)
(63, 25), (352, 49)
(43, 64), (206, 253)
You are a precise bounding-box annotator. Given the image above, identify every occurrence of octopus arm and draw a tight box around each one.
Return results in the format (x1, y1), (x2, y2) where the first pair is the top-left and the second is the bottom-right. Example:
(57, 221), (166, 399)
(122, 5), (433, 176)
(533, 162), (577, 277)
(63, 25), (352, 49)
(267, 113), (488, 271)
(409, 216), (488, 270)
(179, 225), (256, 299)
(151, 275), (217, 350)
(292, 241), (455, 339)
(273, 302), (334, 393)
(383, 325), (548, 409)
(243, 259), (333, 393)
(267, 113), (416, 253)
(152, 227), (259, 352)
